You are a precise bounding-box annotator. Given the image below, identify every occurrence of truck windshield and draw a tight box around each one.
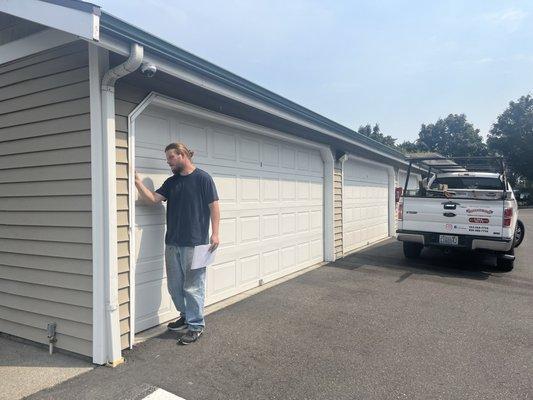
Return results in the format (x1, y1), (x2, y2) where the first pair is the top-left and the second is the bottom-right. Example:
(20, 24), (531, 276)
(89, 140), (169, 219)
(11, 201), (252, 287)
(430, 177), (503, 190)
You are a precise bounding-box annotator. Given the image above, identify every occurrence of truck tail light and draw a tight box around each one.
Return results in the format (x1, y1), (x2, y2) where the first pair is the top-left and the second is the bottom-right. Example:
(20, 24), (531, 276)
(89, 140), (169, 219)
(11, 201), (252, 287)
(503, 207), (513, 227)
(398, 202), (404, 220)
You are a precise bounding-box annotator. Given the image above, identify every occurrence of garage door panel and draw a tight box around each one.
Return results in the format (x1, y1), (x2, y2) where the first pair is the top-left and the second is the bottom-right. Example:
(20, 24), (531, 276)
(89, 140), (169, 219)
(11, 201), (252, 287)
(135, 225), (165, 257)
(134, 108), (324, 333)
(177, 121), (208, 157)
(310, 153), (323, 173)
(212, 173), (237, 203)
(262, 214), (279, 239)
(136, 114), (171, 148)
(240, 254), (260, 284)
(281, 212), (296, 234)
(240, 216), (260, 243)
(136, 205), (166, 226)
(135, 277), (175, 332)
(214, 228), (322, 261)
(262, 141), (280, 167)
(219, 217), (237, 247)
(261, 249), (280, 277)
(297, 180), (310, 199)
(281, 246), (296, 269)
(135, 260), (165, 286)
(241, 175), (261, 202)
(238, 137), (260, 165)
(343, 159), (390, 253)
(208, 260), (236, 296)
(297, 242), (310, 264)
(212, 130), (237, 161)
(134, 158), (168, 171)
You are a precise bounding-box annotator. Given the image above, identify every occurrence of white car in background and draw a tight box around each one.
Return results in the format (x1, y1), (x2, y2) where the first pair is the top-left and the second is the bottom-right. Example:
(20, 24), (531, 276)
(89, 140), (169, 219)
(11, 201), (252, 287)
(396, 157), (524, 271)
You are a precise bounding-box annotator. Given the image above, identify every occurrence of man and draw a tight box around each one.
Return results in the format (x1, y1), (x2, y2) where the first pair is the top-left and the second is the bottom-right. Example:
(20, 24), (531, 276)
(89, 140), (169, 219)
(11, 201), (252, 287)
(135, 142), (220, 345)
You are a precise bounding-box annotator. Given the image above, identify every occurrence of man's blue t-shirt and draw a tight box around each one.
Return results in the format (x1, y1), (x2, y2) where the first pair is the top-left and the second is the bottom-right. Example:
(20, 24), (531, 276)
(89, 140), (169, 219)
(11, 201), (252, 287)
(156, 168), (219, 247)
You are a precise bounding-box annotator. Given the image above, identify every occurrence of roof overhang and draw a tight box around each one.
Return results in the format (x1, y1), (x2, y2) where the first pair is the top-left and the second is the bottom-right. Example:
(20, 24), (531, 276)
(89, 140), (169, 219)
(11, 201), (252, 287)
(0, 0), (100, 41)
(96, 20), (409, 167)
(3, 0), (411, 167)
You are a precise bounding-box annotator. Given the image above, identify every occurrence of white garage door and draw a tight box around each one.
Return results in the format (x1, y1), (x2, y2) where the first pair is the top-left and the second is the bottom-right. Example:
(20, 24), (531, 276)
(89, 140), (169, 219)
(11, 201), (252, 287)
(343, 159), (390, 253)
(134, 106), (324, 333)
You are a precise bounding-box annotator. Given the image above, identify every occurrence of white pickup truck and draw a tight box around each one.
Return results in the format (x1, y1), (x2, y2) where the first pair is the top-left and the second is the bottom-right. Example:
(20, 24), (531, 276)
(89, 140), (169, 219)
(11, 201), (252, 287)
(396, 157), (524, 271)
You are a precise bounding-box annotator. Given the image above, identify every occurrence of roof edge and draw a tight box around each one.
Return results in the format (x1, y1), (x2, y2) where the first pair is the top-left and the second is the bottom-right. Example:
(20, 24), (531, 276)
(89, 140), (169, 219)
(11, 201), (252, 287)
(41, 0), (101, 16)
(99, 11), (406, 160)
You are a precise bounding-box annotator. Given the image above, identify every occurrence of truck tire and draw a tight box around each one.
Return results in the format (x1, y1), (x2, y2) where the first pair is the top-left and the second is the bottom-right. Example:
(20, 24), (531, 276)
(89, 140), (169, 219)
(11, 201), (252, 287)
(514, 220), (525, 248)
(403, 242), (423, 259)
(497, 248), (515, 272)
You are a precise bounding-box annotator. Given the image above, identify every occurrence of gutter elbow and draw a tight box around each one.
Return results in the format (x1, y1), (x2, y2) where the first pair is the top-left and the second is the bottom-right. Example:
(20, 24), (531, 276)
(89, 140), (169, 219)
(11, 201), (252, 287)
(101, 43), (143, 91)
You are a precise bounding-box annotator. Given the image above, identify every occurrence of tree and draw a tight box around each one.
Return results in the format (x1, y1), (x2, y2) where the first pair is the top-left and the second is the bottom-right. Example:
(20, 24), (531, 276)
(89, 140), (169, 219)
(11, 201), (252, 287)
(417, 114), (487, 157)
(397, 140), (422, 154)
(487, 94), (533, 182)
(357, 123), (397, 148)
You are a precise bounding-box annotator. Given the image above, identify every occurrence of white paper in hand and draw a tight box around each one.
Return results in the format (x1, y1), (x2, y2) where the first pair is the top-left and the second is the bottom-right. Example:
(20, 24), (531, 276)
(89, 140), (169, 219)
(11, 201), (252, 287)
(191, 244), (217, 270)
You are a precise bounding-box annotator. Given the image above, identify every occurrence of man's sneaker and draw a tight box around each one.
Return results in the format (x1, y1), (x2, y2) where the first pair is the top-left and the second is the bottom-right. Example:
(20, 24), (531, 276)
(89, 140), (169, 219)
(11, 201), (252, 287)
(167, 317), (187, 331)
(178, 329), (203, 345)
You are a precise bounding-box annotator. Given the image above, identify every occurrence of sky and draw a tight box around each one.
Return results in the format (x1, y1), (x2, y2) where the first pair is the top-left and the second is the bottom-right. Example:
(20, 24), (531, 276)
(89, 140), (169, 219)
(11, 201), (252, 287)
(94, 0), (533, 143)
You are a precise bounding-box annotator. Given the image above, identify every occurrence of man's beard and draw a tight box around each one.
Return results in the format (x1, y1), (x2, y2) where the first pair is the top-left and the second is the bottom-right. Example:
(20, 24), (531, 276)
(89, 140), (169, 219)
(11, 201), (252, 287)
(171, 165), (182, 174)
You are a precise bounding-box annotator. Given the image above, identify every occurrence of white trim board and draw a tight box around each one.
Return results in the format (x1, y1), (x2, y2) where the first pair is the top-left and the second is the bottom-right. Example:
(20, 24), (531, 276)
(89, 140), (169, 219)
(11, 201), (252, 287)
(127, 92), (335, 344)
(0, 0), (99, 41)
(0, 28), (77, 65)
(89, 43), (108, 365)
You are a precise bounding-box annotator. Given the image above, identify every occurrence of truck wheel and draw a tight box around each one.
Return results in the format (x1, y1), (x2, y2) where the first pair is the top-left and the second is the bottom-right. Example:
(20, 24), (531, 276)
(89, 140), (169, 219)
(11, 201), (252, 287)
(514, 220), (525, 248)
(403, 242), (423, 259)
(497, 248), (515, 272)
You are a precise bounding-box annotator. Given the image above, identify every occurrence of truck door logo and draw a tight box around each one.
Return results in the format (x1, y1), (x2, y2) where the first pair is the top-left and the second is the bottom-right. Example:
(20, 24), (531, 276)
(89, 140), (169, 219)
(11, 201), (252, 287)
(466, 209), (493, 214)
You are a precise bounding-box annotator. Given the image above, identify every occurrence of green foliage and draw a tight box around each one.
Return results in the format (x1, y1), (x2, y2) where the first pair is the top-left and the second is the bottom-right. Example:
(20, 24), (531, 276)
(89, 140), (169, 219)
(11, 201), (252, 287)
(357, 123), (397, 148)
(397, 140), (422, 154)
(417, 114), (488, 157)
(487, 95), (533, 181)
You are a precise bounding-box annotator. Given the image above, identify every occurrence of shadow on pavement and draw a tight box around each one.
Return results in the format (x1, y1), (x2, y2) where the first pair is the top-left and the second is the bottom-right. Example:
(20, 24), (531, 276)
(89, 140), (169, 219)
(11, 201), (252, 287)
(329, 239), (504, 281)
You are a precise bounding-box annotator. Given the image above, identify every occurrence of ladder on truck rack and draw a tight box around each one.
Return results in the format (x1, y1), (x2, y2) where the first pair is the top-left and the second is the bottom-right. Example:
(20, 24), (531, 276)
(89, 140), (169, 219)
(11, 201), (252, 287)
(403, 155), (508, 194)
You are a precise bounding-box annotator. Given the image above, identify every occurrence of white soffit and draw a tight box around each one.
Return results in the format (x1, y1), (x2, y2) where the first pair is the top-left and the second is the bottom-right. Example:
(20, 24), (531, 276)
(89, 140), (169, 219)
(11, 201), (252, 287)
(0, 0), (99, 41)
(0, 28), (76, 65)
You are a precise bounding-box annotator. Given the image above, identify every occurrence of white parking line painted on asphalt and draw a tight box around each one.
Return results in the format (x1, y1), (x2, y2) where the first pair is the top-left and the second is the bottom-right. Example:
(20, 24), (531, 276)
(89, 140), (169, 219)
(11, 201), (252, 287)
(143, 388), (186, 400)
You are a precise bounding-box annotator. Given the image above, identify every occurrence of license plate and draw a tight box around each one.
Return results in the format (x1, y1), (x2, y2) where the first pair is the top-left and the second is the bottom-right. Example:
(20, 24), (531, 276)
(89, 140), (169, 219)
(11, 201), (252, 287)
(439, 235), (458, 245)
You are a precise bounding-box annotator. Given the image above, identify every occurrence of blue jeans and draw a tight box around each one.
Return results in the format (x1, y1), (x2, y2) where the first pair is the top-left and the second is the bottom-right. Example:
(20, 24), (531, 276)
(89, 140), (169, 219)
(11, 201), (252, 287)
(164, 245), (206, 332)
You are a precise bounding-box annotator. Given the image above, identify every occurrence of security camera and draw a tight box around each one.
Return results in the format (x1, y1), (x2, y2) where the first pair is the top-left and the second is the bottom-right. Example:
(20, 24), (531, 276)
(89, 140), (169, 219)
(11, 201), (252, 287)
(140, 63), (157, 78)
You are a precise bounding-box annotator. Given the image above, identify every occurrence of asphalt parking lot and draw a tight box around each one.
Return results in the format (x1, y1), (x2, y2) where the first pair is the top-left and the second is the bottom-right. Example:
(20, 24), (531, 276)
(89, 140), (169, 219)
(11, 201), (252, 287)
(28, 210), (533, 400)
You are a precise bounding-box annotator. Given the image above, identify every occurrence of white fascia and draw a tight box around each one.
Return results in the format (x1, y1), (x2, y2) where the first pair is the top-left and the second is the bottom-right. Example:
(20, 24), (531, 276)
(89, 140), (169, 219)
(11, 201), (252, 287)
(0, 28), (76, 65)
(97, 33), (407, 167)
(127, 93), (336, 341)
(89, 43), (108, 365)
(344, 155), (397, 240)
(0, 0), (99, 41)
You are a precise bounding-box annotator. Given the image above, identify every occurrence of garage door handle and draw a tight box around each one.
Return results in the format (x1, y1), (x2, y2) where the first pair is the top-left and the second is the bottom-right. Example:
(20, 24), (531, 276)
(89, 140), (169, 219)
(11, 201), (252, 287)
(443, 212), (456, 217)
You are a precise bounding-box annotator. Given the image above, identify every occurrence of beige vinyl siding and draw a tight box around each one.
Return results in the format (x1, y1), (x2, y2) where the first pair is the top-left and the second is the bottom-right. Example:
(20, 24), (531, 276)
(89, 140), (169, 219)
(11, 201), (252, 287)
(115, 81), (150, 348)
(0, 41), (92, 356)
(334, 168), (343, 259)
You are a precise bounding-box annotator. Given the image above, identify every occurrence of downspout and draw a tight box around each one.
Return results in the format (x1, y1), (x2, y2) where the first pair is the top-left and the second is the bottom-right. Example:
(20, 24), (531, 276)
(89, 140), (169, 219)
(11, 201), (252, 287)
(101, 43), (143, 366)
